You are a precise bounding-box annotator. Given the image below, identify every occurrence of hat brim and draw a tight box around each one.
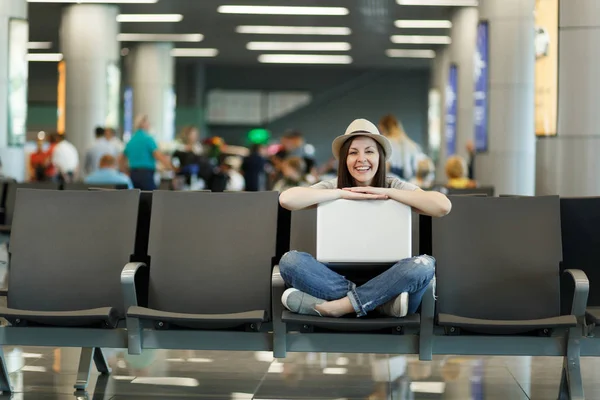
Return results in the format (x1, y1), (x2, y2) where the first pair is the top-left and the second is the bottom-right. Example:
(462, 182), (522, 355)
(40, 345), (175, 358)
(332, 132), (392, 161)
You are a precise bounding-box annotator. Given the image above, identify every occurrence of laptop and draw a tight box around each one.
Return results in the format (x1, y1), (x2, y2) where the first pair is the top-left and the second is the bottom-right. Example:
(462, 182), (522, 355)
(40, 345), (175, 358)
(316, 199), (412, 264)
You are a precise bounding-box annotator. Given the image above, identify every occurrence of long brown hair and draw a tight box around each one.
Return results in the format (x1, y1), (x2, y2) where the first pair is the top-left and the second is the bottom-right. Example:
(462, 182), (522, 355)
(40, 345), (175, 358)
(337, 136), (387, 189)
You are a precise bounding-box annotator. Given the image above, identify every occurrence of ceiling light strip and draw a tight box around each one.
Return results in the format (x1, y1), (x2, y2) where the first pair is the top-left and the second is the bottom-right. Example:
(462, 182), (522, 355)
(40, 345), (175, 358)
(218, 5), (349, 16)
(236, 26), (351, 35)
(117, 14), (183, 23)
(258, 54), (352, 64)
(247, 42), (351, 51)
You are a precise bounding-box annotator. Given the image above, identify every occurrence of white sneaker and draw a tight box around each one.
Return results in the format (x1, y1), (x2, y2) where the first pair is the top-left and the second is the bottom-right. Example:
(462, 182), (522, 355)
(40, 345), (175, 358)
(377, 292), (409, 318)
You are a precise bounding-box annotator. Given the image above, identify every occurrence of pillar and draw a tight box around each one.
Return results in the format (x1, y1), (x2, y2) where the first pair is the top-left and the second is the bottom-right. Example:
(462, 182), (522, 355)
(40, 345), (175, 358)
(431, 47), (450, 181)
(0, 0), (27, 180)
(60, 4), (120, 162)
(536, 0), (600, 196)
(475, 0), (536, 195)
(128, 43), (175, 144)
(449, 7), (478, 161)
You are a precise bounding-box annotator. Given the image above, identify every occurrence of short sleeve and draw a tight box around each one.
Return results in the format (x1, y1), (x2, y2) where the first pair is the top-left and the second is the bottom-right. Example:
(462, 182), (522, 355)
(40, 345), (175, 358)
(311, 179), (336, 190)
(389, 177), (419, 191)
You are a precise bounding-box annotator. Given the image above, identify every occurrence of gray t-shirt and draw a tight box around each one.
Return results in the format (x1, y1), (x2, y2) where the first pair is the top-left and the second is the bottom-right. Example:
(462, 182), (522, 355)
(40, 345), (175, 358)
(311, 176), (419, 191)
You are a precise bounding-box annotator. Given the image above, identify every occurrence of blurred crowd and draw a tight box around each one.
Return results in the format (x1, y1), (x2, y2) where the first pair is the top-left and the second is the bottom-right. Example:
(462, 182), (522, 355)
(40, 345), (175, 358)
(27, 113), (478, 192)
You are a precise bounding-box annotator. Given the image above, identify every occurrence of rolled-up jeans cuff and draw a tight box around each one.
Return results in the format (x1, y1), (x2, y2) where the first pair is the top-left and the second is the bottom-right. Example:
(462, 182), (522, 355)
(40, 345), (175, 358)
(347, 283), (366, 317)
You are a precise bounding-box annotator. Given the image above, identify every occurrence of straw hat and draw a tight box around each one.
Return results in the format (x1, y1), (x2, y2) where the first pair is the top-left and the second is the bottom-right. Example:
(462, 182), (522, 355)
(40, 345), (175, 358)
(331, 118), (392, 161)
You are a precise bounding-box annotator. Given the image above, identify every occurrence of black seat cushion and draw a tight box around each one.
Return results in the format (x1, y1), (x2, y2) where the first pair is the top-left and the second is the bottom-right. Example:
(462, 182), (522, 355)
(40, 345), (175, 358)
(282, 311), (420, 332)
(585, 307), (600, 325)
(0, 306), (119, 328)
(127, 306), (266, 330)
(438, 313), (576, 334)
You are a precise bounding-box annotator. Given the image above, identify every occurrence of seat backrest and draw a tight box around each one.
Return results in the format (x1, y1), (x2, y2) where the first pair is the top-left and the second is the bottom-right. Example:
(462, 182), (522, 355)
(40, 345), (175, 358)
(147, 191), (279, 315)
(560, 197), (600, 307)
(8, 189), (140, 316)
(432, 195), (562, 320)
(64, 183), (127, 190)
(290, 208), (317, 255)
(5, 182), (60, 225)
(446, 186), (495, 197)
(0, 178), (15, 209)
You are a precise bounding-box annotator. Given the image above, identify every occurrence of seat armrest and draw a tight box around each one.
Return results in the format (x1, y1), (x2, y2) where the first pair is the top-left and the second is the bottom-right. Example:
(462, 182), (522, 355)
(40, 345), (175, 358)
(272, 265), (287, 358)
(563, 269), (589, 317)
(121, 262), (148, 311)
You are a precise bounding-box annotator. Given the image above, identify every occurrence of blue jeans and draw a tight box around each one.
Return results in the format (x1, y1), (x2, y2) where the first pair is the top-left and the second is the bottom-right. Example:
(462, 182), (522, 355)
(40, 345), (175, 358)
(279, 251), (435, 317)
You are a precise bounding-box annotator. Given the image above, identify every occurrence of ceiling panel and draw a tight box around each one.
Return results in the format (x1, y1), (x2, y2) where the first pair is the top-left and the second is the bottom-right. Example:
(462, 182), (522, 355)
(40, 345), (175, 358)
(28, 0), (456, 68)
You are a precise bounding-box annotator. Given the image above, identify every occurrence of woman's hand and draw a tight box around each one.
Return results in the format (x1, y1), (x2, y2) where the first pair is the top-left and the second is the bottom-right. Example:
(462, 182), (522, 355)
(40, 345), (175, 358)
(340, 187), (389, 200)
(342, 186), (391, 196)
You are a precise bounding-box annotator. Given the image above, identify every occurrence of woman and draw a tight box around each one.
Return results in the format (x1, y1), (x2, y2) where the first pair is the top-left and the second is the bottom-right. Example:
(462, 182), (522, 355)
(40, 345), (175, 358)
(279, 119), (451, 318)
(378, 114), (422, 180)
(172, 126), (211, 188)
(124, 115), (171, 190)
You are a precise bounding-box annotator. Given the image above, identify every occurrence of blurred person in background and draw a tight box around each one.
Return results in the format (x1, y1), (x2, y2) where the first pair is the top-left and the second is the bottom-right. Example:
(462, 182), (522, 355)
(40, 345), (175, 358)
(409, 156), (435, 189)
(445, 155), (477, 189)
(272, 156), (310, 192)
(272, 130), (316, 177)
(51, 133), (79, 183)
(29, 136), (51, 182)
(104, 127), (124, 154)
(378, 114), (422, 181)
(222, 156), (245, 192)
(84, 126), (118, 176)
(84, 154), (133, 188)
(172, 126), (211, 189)
(466, 139), (476, 180)
(317, 157), (338, 181)
(242, 143), (267, 191)
(124, 115), (172, 190)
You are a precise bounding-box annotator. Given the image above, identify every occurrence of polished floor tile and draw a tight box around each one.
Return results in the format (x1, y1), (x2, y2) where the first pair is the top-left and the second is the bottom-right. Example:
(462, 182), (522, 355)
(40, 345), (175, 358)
(4, 346), (600, 399)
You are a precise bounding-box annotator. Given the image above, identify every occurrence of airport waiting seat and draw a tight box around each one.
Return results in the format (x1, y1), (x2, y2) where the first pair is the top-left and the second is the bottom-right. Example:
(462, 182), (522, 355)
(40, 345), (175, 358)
(123, 191), (279, 355)
(63, 183), (129, 190)
(0, 189), (141, 393)
(272, 207), (435, 359)
(432, 185), (495, 197)
(560, 198), (600, 348)
(426, 195), (588, 400)
(1, 182), (60, 231)
(0, 179), (15, 224)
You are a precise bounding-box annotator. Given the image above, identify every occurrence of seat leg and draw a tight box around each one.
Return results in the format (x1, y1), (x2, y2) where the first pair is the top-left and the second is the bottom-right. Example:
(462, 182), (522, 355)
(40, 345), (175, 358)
(558, 326), (585, 400)
(564, 355), (584, 400)
(558, 359), (569, 400)
(90, 373), (110, 400)
(272, 266), (287, 359)
(0, 347), (12, 393)
(74, 348), (94, 391)
(127, 317), (143, 355)
(418, 278), (436, 361)
(93, 348), (111, 375)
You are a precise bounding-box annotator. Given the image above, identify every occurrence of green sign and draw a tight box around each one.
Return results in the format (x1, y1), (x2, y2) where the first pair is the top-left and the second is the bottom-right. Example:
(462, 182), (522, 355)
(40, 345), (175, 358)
(247, 128), (270, 144)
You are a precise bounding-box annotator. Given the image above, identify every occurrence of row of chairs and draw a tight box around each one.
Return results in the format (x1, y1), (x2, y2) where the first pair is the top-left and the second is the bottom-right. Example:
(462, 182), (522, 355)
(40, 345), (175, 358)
(0, 189), (596, 399)
(0, 181), (127, 230)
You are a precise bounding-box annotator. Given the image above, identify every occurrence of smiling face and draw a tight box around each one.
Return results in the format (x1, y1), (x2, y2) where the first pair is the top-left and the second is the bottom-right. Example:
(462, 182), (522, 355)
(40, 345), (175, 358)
(346, 136), (380, 186)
